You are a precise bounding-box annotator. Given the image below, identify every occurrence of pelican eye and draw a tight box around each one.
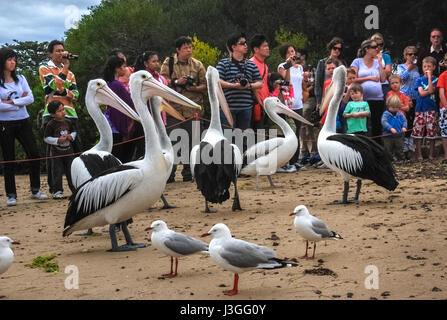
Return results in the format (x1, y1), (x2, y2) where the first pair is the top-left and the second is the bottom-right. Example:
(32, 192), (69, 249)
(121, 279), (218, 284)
(142, 74), (148, 79)
(96, 82), (101, 87)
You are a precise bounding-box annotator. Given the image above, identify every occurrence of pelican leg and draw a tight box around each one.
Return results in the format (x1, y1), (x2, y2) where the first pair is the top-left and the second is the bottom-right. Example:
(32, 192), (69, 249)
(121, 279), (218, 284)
(350, 179), (362, 202)
(255, 175), (260, 191)
(231, 180), (242, 211)
(107, 224), (136, 252)
(268, 176), (280, 189)
(331, 181), (356, 205)
(223, 273), (239, 296)
(203, 201), (217, 214)
(160, 194), (176, 209)
(75, 228), (94, 236)
(121, 221), (148, 249)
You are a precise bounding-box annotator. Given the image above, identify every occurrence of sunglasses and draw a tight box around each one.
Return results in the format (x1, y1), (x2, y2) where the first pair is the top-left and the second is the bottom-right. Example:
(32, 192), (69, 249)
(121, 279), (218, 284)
(406, 53), (416, 56)
(376, 43), (384, 47)
(237, 41), (247, 46)
(431, 35), (441, 39)
(332, 46), (342, 51)
(368, 45), (378, 49)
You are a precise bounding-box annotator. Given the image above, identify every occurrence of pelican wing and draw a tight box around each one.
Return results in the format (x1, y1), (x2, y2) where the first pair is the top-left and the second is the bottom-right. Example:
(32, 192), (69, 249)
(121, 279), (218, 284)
(64, 165), (142, 228)
(71, 152), (122, 188)
(243, 138), (284, 166)
(219, 238), (276, 268)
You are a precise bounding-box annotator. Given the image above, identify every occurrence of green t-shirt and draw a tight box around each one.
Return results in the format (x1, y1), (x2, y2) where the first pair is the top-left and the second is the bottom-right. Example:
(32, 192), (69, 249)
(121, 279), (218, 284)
(343, 101), (370, 133)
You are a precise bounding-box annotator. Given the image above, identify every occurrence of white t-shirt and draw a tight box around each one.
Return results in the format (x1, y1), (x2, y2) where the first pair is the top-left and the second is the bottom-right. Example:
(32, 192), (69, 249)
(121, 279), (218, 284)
(278, 62), (303, 110)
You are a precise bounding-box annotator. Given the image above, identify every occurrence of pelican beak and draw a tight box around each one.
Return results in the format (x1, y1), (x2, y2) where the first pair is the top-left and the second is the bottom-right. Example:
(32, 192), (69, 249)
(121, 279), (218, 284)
(200, 233), (210, 238)
(160, 99), (185, 121)
(144, 227), (153, 231)
(12, 241), (20, 245)
(95, 86), (141, 122)
(275, 101), (313, 126)
(142, 77), (202, 111)
(217, 80), (234, 128)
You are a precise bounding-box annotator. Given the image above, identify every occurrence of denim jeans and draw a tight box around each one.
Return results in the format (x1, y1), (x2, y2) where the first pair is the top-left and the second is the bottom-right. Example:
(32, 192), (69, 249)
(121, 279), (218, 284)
(220, 108), (253, 131)
(0, 119), (41, 198)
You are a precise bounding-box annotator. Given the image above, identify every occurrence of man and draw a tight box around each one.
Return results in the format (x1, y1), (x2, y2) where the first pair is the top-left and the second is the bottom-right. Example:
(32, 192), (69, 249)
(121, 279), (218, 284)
(217, 33), (263, 131)
(418, 28), (447, 77)
(39, 40), (80, 195)
(249, 34), (270, 130)
(160, 36), (206, 182)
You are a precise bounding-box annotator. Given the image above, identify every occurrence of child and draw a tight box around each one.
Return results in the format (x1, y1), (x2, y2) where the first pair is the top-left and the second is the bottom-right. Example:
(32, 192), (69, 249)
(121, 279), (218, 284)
(412, 56), (438, 161)
(382, 95), (408, 161)
(437, 54), (447, 163)
(386, 74), (413, 158)
(44, 100), (76, 199)
(343, 83), (370, 135)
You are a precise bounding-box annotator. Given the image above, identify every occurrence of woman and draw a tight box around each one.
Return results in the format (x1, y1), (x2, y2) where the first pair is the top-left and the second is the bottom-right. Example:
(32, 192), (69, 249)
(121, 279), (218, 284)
(133, 51), (168, 159)
(371, 33), (392, 97)
(278, 43), (304, 168)
(0, 47), (48, 206)
(397, 46), (420, 156)
(351, 39), (387, 144)
(315, 37), (346, 107)
(103, 55), (136, 163)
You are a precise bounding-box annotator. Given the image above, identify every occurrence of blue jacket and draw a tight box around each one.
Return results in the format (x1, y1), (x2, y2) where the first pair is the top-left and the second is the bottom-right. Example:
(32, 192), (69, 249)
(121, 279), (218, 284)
(381, 110), (407, 137)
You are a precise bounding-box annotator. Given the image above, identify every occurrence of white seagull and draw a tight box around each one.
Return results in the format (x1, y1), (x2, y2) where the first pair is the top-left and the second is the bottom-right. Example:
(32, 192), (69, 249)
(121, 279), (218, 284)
(317, 66), (398, 204)
(190, 66), (243, 213)
(201, 223), (297, 296)
(241, 97), (312, 189)
(145, 220), (209, 278)
(290, 205), (342, 259)
(0, 236), (19, 276)
(63, 71), (199, 252)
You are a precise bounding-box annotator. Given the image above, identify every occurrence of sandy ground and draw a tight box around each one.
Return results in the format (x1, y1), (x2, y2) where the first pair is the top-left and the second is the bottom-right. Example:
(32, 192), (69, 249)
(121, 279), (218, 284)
(0, 160), (446, 300)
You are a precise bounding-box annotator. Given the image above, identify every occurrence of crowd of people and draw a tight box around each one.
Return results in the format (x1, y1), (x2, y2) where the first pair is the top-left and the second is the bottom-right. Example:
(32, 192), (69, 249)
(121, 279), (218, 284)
(1, 28), (447, 206)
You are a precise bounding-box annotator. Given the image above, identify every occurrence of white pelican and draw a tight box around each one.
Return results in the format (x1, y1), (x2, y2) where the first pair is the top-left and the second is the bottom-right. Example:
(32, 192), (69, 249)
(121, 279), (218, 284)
(317, 66), (398, 204)
(63, 71), (199, 251)
(145, 220), (208, 278)
(290, 205), (342, 259)
(190, 66), (242, 213)
(241, 97), (312, 189)
(201, 223), (297, 296)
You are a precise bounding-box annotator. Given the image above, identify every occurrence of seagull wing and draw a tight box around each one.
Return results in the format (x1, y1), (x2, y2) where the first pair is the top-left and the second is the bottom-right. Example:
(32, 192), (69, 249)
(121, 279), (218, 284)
(219, 238), (276, 268)
(164, 232), (209, 255)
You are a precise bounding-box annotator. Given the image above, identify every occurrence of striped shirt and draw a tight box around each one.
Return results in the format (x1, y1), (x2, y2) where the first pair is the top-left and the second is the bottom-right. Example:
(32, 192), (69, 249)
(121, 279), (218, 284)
(216, 57), (261, 110)
(39, 60), (79, 119)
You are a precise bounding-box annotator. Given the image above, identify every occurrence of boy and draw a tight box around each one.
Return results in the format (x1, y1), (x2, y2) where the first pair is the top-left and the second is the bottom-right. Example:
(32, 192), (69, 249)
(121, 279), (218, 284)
(412, 56), (438, 161)
(437, 54), (447, 163)
(44, 100), (76, 199)
(382, 95), (408, 161)
(343, 83), (371, 135)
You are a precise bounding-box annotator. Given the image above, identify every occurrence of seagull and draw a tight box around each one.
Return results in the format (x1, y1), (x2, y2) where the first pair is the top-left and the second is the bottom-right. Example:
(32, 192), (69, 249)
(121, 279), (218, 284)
(290, 205), (342, 259)
(317, 66), (398, 204)
(0, 236), (19, 275)
(201, 223), (297, 296)
(190, 66), (243, 213)
(241, 97), (313, 189)
(145, 220), (208, 278)
(63, 71), (200, 252)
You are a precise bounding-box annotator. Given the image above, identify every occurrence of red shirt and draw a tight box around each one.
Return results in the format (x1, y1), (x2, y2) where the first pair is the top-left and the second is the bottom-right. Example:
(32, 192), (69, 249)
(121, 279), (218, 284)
(319, 78), (333, 125)
(250, 55), (269, 107)
(437, 71), (447, 110)
(386, 91), (410, 114)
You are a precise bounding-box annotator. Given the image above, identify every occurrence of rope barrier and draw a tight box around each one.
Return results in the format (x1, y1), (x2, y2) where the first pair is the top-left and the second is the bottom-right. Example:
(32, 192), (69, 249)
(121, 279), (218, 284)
(0, 117), (441, 165)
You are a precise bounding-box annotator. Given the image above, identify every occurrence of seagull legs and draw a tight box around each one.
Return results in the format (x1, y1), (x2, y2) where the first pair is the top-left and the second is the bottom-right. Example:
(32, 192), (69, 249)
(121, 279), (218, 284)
(311, 242), (317, 259)
(301, 240), (311, 259)
(232, 180), (242, 211)
(163, 257), (178, 278)
(160, 194), (176, 209)
(223, 273), (239, 296)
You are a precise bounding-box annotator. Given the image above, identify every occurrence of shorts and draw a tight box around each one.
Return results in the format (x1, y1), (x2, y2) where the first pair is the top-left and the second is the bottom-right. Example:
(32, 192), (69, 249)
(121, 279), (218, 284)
(411, 111), (436, 139)
(439, 108), (447, 138)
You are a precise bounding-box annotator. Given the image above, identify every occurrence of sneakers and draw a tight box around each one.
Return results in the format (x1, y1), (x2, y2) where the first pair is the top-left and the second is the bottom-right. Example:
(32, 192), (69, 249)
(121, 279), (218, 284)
(277, 164), (297, 173)
(52, 191), (67, 200)
(31, 191), (49, 200)
(6, 197), (17, 206)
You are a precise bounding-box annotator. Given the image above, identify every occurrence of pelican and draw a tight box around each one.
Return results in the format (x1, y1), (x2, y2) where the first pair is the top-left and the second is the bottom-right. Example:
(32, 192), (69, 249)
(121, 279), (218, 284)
(317, 66), (398, 204)
(241, 97), (312, 189)
(190, 66), (242, 213)
(63, 71), (200, 251)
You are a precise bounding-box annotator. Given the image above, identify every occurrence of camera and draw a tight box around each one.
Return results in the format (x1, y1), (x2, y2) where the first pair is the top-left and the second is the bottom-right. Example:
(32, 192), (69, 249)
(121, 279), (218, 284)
(235, 74), (248, 86)
(292, 55), (301, 62)
(185, 75), (195, 86)
(275, 79), (289, 86)
(63, 53), (79, 60)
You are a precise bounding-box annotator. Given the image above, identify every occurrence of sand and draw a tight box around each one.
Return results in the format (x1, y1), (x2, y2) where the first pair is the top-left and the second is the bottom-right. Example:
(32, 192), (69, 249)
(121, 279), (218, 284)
(0, 160), (446, 300)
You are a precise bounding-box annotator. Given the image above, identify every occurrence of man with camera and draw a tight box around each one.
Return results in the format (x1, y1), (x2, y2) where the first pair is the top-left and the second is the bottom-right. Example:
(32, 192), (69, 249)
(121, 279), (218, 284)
(161, 36), (206, 182)
(39, 40), (80, 195)
(217, 33), (263, 131)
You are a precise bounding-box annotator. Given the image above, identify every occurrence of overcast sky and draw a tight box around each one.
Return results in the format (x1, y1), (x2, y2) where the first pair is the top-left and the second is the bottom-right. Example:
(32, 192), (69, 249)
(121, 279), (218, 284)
(0, 0), (102, 45)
